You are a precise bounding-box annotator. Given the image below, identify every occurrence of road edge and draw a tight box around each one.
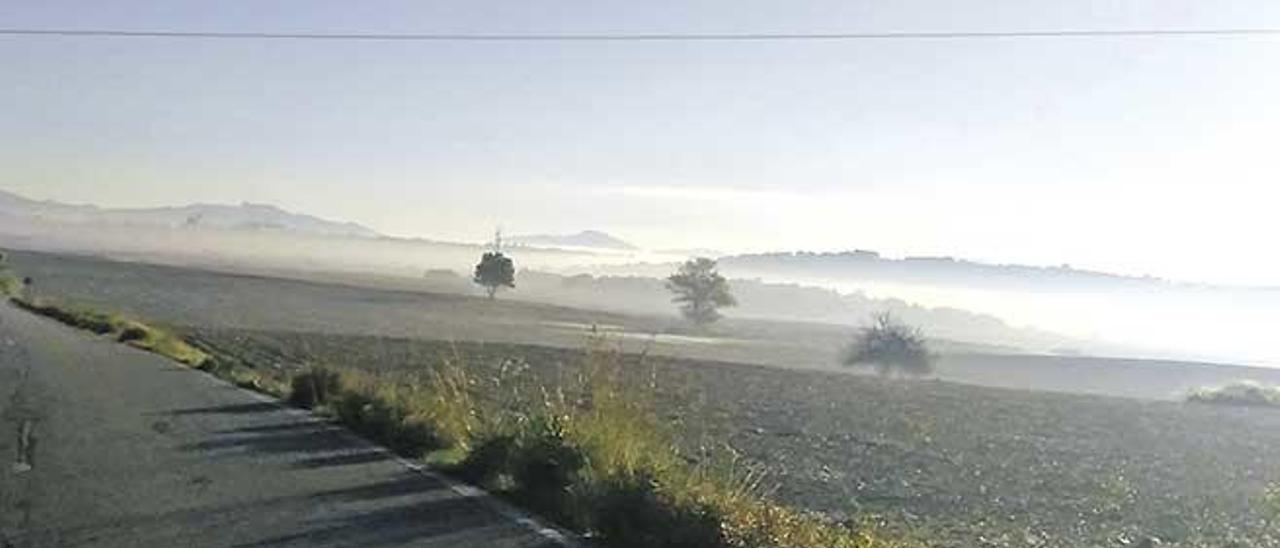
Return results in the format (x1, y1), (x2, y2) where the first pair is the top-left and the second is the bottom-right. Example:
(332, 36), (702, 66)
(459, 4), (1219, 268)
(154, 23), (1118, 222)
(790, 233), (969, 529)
(184, 354), (586, 547)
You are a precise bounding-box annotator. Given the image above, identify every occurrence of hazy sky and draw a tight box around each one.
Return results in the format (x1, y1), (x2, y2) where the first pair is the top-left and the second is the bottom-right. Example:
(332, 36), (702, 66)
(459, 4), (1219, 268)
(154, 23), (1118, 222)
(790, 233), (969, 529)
(4, 1), (1280, 285)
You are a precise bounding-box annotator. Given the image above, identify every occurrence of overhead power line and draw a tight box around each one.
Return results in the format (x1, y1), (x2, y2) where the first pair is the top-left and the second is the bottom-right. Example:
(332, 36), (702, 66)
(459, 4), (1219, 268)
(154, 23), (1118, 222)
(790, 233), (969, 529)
(1, 27), (1280, 42)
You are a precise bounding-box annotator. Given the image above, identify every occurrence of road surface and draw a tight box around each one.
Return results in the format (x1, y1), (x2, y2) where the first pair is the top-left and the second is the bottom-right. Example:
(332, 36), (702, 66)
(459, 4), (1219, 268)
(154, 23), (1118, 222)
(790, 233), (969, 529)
(0, 302), (568, 547)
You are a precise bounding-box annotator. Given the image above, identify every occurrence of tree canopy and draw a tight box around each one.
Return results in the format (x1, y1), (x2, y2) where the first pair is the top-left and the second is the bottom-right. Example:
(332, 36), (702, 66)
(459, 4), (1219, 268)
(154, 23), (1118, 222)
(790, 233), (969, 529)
(843, 312), (934, 376)
(665, 257), (736, 325)
(473, 251), (515, 299)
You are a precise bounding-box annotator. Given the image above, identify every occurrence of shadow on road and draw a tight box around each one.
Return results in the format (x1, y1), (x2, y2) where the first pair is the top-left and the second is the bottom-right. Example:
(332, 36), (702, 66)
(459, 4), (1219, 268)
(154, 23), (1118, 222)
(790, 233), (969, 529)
(291, 450), (393, 469)
(180, 426), (352, 455)
(39, 471), (558, 547)
(231, 495), (561, 548)
(161, 402), (281, 415)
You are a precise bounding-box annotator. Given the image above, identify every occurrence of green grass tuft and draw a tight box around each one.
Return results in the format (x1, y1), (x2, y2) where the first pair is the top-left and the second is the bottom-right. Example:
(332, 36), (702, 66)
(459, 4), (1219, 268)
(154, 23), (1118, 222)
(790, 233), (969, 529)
(11, 296), (210, 367)
(0, 270), (24, 298)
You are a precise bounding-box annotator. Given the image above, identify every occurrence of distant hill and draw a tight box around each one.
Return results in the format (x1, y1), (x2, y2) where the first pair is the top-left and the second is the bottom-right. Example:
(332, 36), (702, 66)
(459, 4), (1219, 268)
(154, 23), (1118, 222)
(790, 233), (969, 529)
(656, 248), (726, 259)
(717, 250), (1166, 292)
(506, 230), (637, 251)
(0, 189), (381, 238)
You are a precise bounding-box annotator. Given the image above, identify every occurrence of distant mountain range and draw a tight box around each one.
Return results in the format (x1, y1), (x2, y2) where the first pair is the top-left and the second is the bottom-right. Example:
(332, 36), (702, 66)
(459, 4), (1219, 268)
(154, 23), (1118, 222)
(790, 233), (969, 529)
(0, 190), (380, 238)
(506, 230), (637, 251)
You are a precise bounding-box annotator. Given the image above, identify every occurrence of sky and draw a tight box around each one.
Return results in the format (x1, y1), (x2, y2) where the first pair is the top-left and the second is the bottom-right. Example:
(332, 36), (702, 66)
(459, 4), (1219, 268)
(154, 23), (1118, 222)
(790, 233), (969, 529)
(3, 1), (1280, 285)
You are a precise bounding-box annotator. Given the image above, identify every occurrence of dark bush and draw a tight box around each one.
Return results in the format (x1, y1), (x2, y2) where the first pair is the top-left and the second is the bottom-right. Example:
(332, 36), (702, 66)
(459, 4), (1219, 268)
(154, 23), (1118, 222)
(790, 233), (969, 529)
(197, 355), (233, 375)
(843, 312), (935, 377)
(513, 422), (585, 523)
(389, 417), (443, 455)
(454, 433), (519, 486)
(325, 384), (446, 456)
(592, 474), (725, 548)
(452, 418), (588, 526)
(288, 367), (342, 409)
(117, 324), (150, 343)
(514, 419), (584, 495)
(331, 391), (374, 429)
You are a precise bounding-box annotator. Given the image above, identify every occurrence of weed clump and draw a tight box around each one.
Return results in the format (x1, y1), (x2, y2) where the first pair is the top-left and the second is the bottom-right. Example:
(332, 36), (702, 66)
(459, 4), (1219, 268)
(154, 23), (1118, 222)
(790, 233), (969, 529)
(318, 360), (478, 456)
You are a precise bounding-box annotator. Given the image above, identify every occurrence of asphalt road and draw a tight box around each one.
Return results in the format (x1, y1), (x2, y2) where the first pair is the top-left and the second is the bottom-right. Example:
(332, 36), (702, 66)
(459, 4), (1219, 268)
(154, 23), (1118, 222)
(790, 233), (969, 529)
(0, 303), (568, 548)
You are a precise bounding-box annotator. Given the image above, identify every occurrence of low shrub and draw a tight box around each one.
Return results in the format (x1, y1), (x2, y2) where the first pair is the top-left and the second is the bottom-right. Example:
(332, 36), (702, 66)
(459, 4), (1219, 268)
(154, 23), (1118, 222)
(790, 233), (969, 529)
(454, 432), (519, 487)
(288, 367), (342, 409)
(592, 473), (725, 548)
(1187, 381), (1280, 408)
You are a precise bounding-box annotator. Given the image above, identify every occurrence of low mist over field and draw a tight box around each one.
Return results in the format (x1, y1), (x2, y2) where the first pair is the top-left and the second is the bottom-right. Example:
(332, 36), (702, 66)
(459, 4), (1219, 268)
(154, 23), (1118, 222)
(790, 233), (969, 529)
(1, 187), (1275, 366)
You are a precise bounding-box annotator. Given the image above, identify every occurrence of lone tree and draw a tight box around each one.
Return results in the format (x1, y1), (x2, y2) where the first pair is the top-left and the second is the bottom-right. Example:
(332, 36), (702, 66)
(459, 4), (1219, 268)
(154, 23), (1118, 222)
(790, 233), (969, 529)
(473, 229), (516, 299)
(843, 313), (935, 377)
(473, 251), (515, 299)
(666, 257), (736, 326)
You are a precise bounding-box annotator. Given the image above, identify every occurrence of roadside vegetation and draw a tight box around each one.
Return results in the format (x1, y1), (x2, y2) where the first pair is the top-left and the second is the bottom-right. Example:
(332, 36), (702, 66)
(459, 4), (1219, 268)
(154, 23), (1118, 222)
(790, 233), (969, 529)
(285, 339), (915, 548)
(0, 250), (27, 296)
(11, 295), (210, 366)
(4, 250), (210, 367)
(7, 291), (914, 548)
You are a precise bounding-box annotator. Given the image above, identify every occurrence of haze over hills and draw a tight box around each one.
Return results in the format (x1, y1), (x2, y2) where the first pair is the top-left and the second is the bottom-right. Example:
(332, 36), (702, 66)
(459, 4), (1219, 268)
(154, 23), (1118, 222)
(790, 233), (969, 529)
(506, 230), (638, 251)
(0, 188), (1081, 352)
(1, 187), (1276, 366)
(717, 251), (1168, 292)
(0, 188), (1217, 291)
(0, 189), (381, 238)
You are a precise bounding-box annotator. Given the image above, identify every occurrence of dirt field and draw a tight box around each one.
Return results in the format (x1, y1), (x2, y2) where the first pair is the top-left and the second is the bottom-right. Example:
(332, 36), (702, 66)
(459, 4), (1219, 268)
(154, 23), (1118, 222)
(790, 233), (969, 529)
(10, 249), (1280, 546)
(12, 249), (1280, 401)
(184, 328), (1280, 547)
